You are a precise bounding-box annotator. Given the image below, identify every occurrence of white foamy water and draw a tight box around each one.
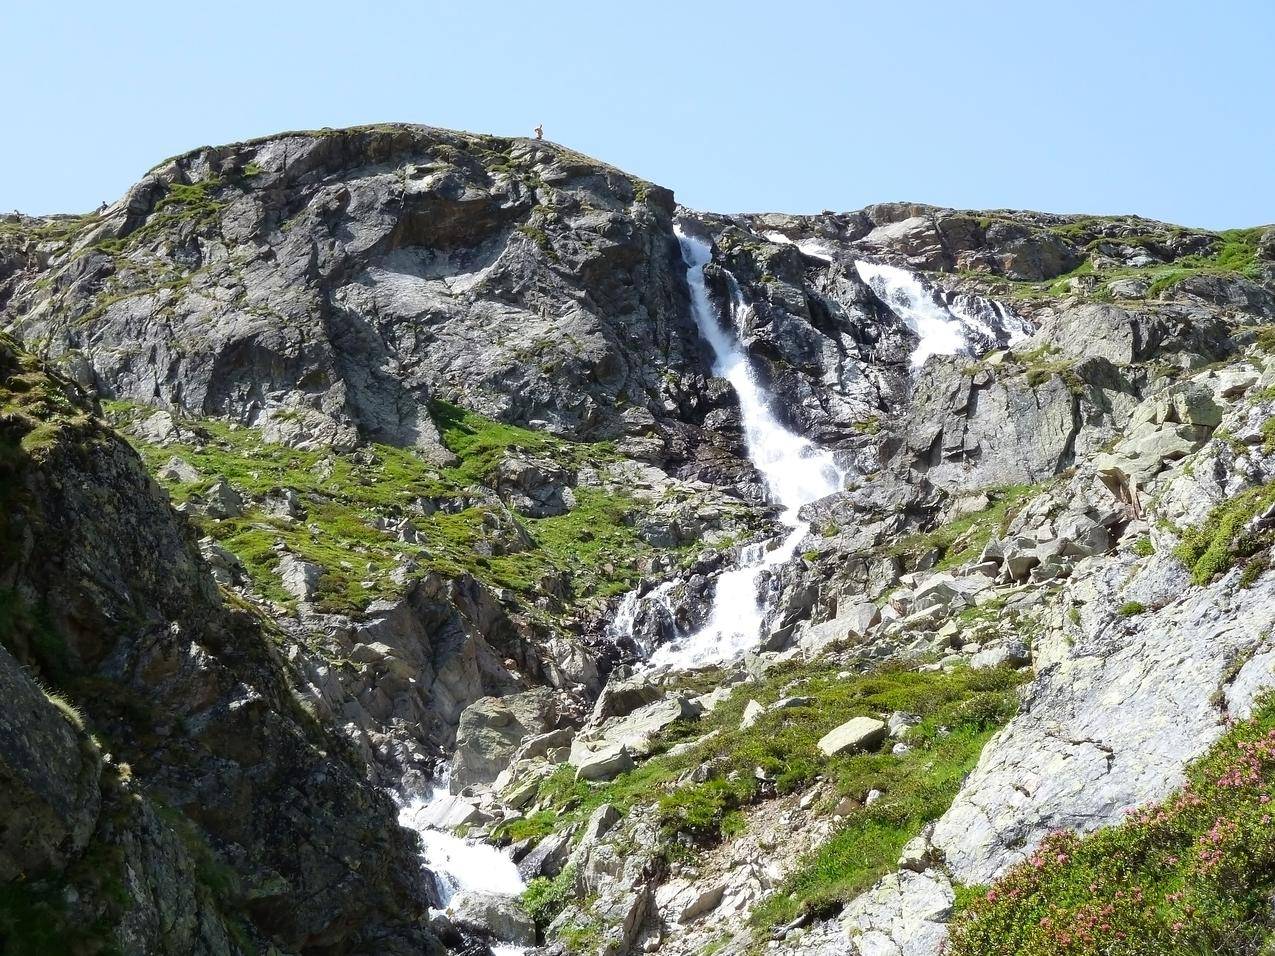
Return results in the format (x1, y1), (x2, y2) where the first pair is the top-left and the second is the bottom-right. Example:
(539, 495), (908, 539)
(648, 228), (842, 669)
(853, 260), (1031, 368)
(762, 230), (836, 262)
(609, 580), (679, 657)
(397, 769), (527, 951)
(854, 261), (971, 367)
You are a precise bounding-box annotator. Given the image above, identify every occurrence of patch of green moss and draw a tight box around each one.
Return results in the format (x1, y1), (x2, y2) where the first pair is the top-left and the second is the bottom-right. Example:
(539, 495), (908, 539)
(517, 223), (554, 255)
(1255, 328), (1275, 356)
(745, 667), (1025, 933)
(0, 834), (128, 956)
(1145, 268), (1192, 299)
(0, 212), (100, 249)
(559, 916), (604, 955)
(885, 483), (1044, 571)
(1173, 482), (1275, 585)
(1017, 344), (1084, 394)
(431, 399), (615, 483)
(997, 223), (1266, 306)
(1117, 601), (1146, 617)
(498, 809), (560, 843)
(91, 177), (226, 257)
(1132, 537), (1155, 557)
(1260, 417), (1275, 454)
(111, 400), (671, 615)
(0, 588), (71, 681)
(153, 803), (242, 904)
(1240, 554), (1270, 589)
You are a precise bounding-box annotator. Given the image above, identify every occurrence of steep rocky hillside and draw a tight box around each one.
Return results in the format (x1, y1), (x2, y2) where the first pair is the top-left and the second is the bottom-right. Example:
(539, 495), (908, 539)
(0, 334), (438, 954)
(2, 123), (1275, 956)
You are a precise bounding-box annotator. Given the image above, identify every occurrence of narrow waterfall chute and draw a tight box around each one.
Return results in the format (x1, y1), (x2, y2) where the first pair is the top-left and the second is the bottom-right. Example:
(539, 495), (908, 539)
(647, 227), (843, 669)
(853, 260), (1032, 368)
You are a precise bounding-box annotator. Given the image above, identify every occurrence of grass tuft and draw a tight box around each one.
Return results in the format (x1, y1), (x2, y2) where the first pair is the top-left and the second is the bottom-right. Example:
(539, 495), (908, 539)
(1173, 483), (1275, 586)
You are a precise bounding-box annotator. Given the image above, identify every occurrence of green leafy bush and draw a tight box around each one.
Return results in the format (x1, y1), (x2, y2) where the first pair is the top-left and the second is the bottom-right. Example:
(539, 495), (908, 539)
(522, 865), (576, 931)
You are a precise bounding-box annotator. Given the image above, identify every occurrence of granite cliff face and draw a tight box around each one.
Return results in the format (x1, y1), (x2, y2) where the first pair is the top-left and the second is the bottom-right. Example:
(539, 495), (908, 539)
(3, 125), (1275, 955)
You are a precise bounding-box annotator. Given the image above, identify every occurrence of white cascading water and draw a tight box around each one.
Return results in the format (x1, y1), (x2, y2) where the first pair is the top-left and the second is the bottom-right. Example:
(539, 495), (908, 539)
(762, 230), (836, 263)
(608, 580), (679, 657)
(853, 260), (1032, 368)
(397, 768), (528, 954)
(648, 227), (843, 669)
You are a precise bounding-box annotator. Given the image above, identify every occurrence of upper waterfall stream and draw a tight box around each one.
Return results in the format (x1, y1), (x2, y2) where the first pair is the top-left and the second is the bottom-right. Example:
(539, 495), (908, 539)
(647, 227), (843, 669)
(854, 260), (1032, 367)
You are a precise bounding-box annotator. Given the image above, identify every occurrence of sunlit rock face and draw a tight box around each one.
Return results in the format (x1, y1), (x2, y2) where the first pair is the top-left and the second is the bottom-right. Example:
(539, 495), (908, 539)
(3, 124), (1275, 955)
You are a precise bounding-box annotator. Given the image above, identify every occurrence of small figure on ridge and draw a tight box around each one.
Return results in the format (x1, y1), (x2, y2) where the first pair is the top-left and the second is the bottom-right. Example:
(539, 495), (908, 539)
(534, 124), (543, 141)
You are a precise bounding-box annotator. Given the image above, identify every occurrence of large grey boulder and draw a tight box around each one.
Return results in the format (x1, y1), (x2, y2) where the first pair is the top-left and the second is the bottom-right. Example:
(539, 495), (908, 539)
(278, 553), (322, 602)
(1053, 513), (1111, 557)
(200, 479), (244, 518)
(934, 558), (1275, 886)
(517, 828), (575, 881)
(450, 689), (561, 792)
(410, 793), (488, 830)
(590, 677), (664, 724)
(573, 743), (634, 782)
(970, 641), (1030, 670)
(912, 574), (968, 613)
(448, 890), (536, 946)
(842, 869), (954, 956)
(491, 452), (576, 517)
(508, 727), (574, 766)
(817, 717), (887, 757)
(574, 695), (700, 761)
(198, 536), (244, 585)
(802, 601), (881, 652)
(157, 455), (200, 483)
(999, 537), (1042, 583)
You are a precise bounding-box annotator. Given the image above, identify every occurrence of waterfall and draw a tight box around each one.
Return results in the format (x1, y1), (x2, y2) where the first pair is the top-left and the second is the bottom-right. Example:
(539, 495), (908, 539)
(647, 227), (843, 669)
(853, 260), (1032, 368)
(608, 580), (679, 657)
(397, 768), (528, 952)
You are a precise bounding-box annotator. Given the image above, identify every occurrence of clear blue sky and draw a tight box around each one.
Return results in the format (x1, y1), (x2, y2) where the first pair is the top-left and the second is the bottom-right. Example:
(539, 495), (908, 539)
(4, 1), (1273, 228)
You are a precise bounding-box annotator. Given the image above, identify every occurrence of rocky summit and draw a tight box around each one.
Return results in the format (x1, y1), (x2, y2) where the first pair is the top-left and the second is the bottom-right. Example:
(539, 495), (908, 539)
(2, 123), (1275, 956)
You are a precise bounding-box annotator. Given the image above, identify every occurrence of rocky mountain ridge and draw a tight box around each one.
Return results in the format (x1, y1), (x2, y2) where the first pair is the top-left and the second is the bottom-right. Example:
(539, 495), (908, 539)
(2, 123), (1275, 955)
